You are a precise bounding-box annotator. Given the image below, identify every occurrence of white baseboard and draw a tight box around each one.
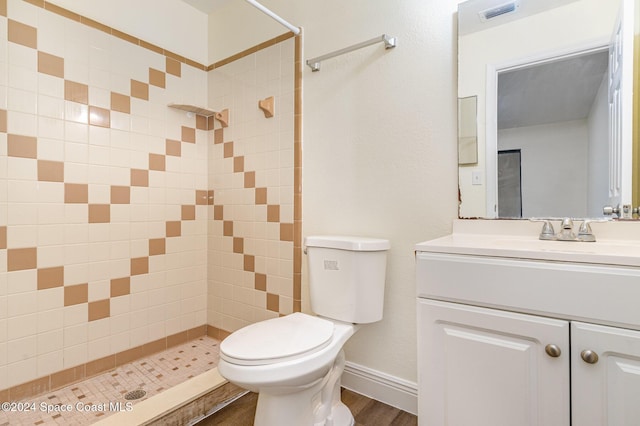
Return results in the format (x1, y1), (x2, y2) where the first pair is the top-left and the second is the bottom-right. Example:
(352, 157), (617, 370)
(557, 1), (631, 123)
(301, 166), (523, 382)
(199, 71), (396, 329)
(341, 361), (418, 415)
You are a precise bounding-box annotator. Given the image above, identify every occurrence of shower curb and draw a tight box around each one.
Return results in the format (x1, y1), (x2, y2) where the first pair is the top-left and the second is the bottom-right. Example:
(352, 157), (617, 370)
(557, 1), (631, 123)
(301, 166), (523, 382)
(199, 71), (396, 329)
(93, 369), (243, 425)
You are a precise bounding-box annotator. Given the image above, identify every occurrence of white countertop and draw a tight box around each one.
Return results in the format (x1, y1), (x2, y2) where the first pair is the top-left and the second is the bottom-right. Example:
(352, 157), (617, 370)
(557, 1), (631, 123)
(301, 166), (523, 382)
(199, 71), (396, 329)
(415, 219), (640, 267)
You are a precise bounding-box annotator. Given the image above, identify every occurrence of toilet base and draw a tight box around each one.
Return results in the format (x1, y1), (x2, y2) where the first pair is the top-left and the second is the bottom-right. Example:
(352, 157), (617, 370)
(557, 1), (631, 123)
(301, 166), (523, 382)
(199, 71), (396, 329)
(327, 402), (355, 426)
(253, 350), (353, 426)
(253, 387), (354, 426)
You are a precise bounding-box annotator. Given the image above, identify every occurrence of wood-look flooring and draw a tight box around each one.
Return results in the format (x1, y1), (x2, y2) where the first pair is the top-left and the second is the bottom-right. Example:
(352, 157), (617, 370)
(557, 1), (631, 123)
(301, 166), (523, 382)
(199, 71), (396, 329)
(196, 388), (417, 426)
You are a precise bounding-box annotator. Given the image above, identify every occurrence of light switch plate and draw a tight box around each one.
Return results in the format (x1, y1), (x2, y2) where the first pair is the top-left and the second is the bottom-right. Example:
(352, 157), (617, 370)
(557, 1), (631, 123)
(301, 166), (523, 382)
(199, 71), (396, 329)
(472, 171), (483, 185)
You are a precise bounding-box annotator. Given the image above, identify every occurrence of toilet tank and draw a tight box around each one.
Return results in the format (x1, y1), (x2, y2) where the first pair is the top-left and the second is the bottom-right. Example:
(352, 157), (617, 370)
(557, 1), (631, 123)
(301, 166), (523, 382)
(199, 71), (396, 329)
(305, 236), (390, 324)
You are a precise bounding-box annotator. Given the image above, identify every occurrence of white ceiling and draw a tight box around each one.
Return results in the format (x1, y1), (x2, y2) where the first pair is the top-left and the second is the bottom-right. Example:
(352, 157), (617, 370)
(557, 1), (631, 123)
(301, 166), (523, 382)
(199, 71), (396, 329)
(497, 50), (609, 129)
(180, 0), (230, 14)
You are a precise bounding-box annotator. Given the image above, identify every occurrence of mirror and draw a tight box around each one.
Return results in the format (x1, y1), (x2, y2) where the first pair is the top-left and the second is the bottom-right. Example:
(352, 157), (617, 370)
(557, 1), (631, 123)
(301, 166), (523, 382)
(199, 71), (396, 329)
(457, 0), (634, 218)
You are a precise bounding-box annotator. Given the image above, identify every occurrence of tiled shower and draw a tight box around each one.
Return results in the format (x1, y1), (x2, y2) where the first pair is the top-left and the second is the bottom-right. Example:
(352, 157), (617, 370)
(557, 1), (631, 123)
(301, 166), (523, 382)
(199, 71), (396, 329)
(0, 0), (301, 405)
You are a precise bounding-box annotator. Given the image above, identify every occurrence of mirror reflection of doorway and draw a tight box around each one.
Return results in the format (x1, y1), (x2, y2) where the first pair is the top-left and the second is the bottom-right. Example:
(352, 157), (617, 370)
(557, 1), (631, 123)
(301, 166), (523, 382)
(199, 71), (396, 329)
(498, 149), (522, 218)
(494, 49), (609, 218)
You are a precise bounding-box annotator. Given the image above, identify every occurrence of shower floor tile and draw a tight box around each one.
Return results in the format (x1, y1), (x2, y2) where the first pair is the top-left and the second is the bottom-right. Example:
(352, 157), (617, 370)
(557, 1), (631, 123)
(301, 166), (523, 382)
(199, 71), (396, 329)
(0, 336), (220, 426)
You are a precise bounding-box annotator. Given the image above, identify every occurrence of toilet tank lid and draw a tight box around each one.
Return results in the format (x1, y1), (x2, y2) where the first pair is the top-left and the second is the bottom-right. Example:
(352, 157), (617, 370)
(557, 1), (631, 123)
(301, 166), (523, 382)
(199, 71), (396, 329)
(304, 236), (390, 251)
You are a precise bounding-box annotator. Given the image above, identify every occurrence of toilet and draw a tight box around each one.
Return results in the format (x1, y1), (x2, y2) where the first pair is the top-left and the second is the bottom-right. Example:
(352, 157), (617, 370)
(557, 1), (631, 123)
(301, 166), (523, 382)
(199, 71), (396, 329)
(217, 235), (390, 426)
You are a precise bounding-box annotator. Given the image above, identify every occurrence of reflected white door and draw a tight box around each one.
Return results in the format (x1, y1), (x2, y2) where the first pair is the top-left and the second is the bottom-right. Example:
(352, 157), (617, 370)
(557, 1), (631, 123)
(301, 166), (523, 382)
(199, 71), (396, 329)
(607, 0), (634, 210)
(572, 322), (640, 425)
(418, 299), (570, 426)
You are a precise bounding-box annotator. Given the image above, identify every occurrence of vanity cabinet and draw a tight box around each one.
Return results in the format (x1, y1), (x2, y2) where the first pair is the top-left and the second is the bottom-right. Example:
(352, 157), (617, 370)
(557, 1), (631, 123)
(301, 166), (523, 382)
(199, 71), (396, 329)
(418, 299), (640, 426)
(415, 242), (640, 426)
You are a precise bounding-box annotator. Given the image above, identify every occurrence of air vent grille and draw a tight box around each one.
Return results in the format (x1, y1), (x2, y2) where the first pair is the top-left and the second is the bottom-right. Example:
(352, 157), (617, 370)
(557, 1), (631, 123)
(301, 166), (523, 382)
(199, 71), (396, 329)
(479, 1), (519, 21)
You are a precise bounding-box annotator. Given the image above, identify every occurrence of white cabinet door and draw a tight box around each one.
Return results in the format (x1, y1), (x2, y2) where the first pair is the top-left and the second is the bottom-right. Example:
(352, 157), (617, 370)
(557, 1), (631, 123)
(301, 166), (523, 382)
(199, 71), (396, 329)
(418, 299), (570, 426)
(572, 322), (640, 426)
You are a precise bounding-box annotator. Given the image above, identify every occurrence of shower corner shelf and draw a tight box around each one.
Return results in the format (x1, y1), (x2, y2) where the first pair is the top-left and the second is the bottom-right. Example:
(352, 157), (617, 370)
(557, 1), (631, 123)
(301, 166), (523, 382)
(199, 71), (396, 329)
(168, 103), (216, 117)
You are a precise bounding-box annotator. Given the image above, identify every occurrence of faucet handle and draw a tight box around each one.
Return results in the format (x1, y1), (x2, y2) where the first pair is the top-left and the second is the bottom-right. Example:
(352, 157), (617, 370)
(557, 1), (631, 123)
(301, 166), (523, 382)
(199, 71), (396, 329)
(577, 221), (595, 242)
(577, 219), (609, 242)
(529, 218), (556, 240)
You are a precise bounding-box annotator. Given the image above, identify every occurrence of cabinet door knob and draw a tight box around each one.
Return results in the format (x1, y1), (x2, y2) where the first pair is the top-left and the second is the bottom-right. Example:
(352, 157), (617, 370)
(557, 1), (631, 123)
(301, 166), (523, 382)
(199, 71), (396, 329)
(545, 344), (561, 357)
(581, 349), (599, 364)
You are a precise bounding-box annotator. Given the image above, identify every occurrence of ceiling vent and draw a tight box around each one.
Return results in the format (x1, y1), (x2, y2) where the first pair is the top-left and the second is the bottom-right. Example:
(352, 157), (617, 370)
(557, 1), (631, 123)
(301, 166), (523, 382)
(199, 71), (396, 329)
(478, 1), (520, 21)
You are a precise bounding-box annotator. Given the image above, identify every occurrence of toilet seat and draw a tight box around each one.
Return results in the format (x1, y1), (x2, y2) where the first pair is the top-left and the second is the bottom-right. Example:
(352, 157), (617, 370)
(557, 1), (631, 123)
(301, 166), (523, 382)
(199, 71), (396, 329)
(220, 313), (335, 366)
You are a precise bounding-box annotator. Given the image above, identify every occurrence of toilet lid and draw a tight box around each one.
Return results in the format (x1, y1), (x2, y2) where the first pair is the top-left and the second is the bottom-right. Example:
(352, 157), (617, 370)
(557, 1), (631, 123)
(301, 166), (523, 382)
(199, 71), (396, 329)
(220, 313), (335, 366)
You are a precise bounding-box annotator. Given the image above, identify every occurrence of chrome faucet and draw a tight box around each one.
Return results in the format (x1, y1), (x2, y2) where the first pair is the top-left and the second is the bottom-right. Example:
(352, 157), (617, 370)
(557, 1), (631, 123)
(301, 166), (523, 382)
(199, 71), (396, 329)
(556, 218), (576, 241)
(531, 218), (604, 242)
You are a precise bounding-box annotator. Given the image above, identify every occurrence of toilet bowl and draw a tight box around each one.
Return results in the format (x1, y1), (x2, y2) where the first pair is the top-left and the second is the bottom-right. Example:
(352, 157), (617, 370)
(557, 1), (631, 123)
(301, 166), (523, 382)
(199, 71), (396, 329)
(217, 236), (390, 426)
(218, 313), (359, 425)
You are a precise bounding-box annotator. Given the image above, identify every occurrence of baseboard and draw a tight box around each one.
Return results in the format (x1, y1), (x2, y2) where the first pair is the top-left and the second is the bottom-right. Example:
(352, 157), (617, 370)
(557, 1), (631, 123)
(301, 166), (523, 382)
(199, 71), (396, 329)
(341, 361), (418, 415)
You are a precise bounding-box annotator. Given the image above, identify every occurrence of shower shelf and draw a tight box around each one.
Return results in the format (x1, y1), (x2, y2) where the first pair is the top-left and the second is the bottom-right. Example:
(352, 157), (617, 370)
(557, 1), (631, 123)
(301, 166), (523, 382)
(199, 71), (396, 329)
(168, 103), (216, 117)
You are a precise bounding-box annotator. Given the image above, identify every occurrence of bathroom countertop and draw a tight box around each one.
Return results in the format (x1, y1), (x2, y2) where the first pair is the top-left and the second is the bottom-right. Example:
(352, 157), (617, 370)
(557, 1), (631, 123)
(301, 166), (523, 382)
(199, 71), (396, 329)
(415, 219), (640, 267)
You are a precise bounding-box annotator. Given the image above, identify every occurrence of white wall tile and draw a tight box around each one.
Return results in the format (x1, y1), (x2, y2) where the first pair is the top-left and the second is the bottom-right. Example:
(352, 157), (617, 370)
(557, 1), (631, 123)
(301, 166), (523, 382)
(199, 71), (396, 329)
(37, 137), (65, 161)
(64, 323), (88, 347)
(38, 73), (64, 99)
(110, 295), (130, 318)
(8, 87), (36, 114)
(63, 162), (88, 183)
(37, 350), (63, 377)
(38, 116), (65, 141)
(7, 335), (37, 364)
(88, 85), (110, 107)
(7, 157), (36, 181)
(87, 317), (110, 340)
(8, 65), (37, 92)
(88, 125), (109, 147)
(63, 303), (88, 327)
(7, 313), (37, 340)
(7, 202), (38, 226)
(64, 263), (88, 286)
(37, 308), (64, 333)
(37, 245), (65, 269)
(64, 121), (88, 143)
(62, 342), (87, 368)
(8, 111), (37, 136)
(109, 331), (130, 354)
(37, 205), (65, 228)
(6, 224), (37, 247)
(7, 43), (36, 70)
(37, 329), (64, 354)
(6, 357), (37, 388)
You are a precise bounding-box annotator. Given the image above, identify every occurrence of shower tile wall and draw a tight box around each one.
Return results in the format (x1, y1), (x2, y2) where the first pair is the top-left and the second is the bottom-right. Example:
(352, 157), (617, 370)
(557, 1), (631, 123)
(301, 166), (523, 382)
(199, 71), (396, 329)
(206, 37), (300, 333)
(0, 0), (211, 395)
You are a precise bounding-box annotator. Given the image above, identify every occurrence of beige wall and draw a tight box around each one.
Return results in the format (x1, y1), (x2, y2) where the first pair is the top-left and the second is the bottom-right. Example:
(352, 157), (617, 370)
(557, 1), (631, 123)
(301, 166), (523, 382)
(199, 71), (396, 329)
(209, 0), (459, 383)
